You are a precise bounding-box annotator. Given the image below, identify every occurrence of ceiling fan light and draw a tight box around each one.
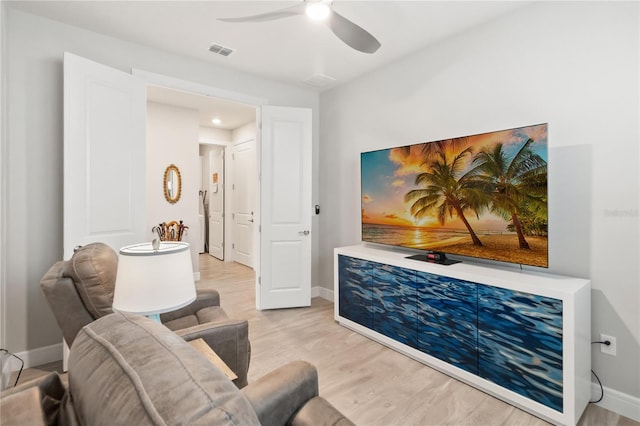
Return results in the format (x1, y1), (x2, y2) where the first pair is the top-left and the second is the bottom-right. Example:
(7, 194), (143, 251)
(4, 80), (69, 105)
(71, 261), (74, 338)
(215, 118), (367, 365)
(306, 3), (330, 21)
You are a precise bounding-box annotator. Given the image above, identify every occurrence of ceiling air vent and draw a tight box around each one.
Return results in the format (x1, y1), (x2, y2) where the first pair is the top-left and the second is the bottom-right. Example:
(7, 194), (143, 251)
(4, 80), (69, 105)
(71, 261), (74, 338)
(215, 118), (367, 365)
(209, 43), (234, 57)
(303, 73), (336, 88)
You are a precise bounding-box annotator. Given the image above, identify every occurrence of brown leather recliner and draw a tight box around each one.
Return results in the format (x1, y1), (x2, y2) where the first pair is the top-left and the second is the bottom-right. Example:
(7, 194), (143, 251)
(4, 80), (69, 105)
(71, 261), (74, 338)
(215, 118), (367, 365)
(1, 312), (353, 426)
(39, 242), (251, 388)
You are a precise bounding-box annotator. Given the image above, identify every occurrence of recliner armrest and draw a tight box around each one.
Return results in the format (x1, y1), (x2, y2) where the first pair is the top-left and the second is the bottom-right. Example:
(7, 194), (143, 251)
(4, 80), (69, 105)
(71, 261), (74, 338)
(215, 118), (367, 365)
(1, 384), (48, 426)
(0, 372), (69, 426)
(289, 396), (355, 426)
(174, 318), (250, 388)
(242, 361), (318, 426)
(159, 289), (221, 322)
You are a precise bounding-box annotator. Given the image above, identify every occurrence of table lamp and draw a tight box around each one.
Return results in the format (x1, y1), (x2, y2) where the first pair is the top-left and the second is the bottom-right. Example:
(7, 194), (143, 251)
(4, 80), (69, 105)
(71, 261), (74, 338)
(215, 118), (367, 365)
(113, 241), (196, 322)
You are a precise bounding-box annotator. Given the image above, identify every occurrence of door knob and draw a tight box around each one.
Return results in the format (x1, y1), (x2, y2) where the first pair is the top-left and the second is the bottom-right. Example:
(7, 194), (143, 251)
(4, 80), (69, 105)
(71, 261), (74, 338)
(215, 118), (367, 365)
(298, 230), (310, 236)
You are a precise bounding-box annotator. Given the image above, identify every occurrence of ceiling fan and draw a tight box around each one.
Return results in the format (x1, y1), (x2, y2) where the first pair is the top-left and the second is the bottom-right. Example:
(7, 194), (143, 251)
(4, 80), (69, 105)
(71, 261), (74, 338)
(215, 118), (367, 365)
(217, 0), (381, 54)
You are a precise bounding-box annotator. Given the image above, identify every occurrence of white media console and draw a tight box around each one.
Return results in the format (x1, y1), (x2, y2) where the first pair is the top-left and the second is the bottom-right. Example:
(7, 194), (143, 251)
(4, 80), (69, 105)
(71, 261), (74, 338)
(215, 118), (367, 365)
(334, 244), (591, 425)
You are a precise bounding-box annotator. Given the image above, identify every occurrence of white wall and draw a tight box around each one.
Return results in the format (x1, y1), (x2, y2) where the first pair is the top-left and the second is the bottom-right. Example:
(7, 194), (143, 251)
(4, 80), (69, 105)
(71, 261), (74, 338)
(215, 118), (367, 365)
(232, 121), (257, 145)
(319, 0), (639, 410)
(3, 8), (319, 358)
(200, 126), (231, 144)
(147, 101), (200, 272)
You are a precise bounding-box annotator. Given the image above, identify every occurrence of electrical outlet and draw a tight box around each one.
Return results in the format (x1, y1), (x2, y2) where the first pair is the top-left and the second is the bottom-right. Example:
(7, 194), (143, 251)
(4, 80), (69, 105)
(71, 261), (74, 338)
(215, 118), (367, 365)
(600, 333), (617, 356)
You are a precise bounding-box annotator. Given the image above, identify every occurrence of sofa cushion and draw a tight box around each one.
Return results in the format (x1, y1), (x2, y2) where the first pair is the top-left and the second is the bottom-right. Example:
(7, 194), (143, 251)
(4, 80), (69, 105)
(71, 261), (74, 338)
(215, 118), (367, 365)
(64, 243), (118, 319)
(68, 312), (260, 426)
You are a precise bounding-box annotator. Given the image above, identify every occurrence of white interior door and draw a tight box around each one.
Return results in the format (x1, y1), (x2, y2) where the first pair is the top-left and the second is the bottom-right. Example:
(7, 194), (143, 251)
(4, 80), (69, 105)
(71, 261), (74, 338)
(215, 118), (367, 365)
(258, 106), (312, 310)
(208, 147), (225, 260)
(64, 53), (146, 259)
(232, 139), (256, 267)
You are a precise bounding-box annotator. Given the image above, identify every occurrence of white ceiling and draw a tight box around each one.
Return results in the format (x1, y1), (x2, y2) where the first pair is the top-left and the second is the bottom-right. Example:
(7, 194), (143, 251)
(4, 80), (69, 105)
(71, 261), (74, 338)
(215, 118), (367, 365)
(7, 0), (530, 129)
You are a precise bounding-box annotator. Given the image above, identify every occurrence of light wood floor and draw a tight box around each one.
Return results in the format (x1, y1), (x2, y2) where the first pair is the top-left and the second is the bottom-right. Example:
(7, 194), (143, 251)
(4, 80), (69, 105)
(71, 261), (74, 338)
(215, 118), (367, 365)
(197, 255), (636, 426)
(14, 254), (638, 425)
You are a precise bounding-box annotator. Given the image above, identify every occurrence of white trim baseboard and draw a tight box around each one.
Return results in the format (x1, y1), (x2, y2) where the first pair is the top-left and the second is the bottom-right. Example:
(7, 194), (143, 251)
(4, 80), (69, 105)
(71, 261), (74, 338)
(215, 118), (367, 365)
(11, 343), (63, 371)
(592, 382), (640, 422)
(311, 286), (334, 302)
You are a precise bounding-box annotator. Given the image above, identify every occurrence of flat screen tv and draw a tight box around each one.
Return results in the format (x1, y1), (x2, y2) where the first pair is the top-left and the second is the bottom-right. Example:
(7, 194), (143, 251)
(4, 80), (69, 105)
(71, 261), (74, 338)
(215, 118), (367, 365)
(361, 123), (548, 268)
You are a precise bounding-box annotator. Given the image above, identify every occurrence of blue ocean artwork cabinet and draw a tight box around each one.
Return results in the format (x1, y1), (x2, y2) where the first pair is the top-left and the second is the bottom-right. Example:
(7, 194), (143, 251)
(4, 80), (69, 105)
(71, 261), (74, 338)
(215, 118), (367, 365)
(338, 255), (373, 328)
(416, 271), (478, 375)
(370, 263), (418, 348)
(478, 285), (564, 412)
(335, 245), (590, 426)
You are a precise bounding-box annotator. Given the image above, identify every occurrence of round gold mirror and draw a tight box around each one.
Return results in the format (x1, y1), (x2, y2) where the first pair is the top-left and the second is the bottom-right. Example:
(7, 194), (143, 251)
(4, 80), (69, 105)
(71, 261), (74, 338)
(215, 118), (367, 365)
(163, 164), (182, 204)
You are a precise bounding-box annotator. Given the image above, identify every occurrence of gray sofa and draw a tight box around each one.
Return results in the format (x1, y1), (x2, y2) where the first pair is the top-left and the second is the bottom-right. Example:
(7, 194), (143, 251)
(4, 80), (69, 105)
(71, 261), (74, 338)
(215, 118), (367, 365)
(40, 242), (251, 388)
(0, 312), (353, 426)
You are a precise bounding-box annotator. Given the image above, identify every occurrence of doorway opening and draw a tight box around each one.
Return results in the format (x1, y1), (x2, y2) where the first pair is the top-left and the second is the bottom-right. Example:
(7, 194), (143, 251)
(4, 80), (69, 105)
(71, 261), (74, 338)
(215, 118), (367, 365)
(146, 85), (257, 271)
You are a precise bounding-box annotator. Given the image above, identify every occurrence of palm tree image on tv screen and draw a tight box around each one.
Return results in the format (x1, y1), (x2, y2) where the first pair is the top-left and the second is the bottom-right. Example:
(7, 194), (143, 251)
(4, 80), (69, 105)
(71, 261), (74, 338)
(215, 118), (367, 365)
(361, 123), (548, 268)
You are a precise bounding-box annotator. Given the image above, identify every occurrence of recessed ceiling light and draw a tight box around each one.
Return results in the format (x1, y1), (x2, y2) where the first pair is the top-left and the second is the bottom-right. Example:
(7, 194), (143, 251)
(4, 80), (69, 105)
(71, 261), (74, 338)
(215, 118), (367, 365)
(211, 118), (222, 126)
(306, 2), (331, 21)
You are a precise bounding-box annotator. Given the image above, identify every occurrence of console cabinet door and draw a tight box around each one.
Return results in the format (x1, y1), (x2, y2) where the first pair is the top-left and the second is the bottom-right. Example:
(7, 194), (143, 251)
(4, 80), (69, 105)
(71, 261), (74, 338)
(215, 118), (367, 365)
(478, 285), (563, 412)
(338, 255), (374, 329)
(416, 272), (478, 374)
(370, 264), (417, 348)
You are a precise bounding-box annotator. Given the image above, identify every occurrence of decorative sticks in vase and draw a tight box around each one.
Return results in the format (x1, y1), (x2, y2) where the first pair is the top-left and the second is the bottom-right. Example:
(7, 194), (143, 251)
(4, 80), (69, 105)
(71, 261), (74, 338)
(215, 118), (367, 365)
(152, 220), (189, 242)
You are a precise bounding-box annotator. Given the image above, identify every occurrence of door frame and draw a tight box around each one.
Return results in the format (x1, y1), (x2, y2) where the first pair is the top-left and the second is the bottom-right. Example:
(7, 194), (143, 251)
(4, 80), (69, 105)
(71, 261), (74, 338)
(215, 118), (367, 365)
(133, 69), (267, 107)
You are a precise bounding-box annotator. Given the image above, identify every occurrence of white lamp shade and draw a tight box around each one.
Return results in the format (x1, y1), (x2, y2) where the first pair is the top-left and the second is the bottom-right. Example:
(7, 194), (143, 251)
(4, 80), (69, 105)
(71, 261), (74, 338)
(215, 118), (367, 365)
(113, 242), (196, 316)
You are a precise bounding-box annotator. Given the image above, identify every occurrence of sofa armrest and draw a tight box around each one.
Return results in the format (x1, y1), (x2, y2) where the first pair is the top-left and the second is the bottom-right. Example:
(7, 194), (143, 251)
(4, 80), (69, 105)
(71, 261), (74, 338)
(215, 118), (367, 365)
(289, 396), (355, 426)
(242, 361), (318, 426)
(159, 289), (220, 322)
(1, 384), (48, 426)
(173, 318), (250, 388)
(0, 372), (68, 426)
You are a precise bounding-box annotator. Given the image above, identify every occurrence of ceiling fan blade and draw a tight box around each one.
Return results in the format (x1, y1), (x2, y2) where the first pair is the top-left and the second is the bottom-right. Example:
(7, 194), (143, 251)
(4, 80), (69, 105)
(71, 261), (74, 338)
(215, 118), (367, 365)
(326, 9), (381, 54)
(218, 4), (305, 23)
